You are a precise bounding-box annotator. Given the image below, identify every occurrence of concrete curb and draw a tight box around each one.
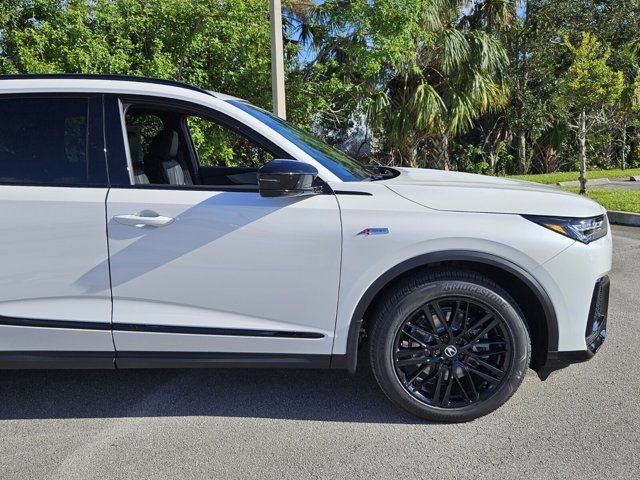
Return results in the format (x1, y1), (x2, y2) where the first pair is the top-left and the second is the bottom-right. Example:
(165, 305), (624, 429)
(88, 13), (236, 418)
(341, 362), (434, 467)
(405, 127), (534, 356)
(608, 210), (640, 227)
(558, 178), (611, 187)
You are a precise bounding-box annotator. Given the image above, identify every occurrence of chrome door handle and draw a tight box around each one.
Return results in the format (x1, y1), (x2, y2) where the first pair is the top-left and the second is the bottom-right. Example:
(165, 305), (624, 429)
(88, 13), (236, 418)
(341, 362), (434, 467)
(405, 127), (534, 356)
(113, 210), (174, 228)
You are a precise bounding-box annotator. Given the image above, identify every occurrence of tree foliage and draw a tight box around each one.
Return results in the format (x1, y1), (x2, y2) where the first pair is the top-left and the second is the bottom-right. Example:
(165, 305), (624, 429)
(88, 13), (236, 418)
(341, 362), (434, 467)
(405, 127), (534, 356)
(297, 0), (512, 169)
(555, 32), (624, 192)
(498, 0), (640, 174)
(0, 0), (324, 126)
(556, 33), (624, 115)
(0, 0), (638, 175)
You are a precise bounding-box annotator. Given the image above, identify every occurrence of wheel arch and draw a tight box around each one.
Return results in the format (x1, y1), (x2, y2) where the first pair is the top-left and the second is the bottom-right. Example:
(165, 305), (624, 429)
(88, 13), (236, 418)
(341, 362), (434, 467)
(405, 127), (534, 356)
(333, 251), (558, 375)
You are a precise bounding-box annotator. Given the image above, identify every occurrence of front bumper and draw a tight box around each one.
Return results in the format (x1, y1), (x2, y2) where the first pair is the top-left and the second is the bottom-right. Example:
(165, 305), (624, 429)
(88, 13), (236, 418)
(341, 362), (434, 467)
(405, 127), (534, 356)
(537, 275), (610, 380)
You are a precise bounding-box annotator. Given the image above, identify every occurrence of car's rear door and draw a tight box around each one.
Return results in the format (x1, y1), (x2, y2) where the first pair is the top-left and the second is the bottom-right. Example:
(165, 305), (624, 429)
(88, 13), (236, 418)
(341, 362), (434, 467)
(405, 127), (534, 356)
(104, 95), (342, 367)
(0, 94), (114, 367)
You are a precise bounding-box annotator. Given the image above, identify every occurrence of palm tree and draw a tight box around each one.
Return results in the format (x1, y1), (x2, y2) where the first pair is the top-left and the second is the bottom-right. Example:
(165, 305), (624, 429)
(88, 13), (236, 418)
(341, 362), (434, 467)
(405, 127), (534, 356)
(297, 0), (514, 169)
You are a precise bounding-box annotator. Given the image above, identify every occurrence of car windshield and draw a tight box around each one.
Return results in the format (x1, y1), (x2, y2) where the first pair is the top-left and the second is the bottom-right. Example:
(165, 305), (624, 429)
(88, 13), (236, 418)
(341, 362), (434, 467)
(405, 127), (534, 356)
(228, 100), (375, 181)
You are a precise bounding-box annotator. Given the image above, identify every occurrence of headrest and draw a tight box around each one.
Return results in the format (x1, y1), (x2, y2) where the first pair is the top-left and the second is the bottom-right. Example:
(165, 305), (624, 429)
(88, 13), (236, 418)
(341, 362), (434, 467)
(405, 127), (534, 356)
(126, 126), (144, 167)
(147, 129), (179, 160)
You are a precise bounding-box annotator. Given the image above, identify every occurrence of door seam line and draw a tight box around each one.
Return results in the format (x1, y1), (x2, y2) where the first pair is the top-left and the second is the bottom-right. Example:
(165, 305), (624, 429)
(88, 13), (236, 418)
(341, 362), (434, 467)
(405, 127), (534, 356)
(105, 187), (117, 365)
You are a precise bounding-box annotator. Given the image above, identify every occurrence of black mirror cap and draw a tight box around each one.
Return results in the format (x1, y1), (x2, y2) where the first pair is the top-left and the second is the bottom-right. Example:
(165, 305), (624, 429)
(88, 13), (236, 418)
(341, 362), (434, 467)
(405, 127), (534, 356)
(258, 160), (321, 198)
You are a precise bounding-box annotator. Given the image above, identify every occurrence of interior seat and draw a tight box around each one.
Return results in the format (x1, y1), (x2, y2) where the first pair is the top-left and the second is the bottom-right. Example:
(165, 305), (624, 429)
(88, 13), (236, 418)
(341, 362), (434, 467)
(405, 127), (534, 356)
(126, 126), (150, 185)
(144, 129), (193, 185)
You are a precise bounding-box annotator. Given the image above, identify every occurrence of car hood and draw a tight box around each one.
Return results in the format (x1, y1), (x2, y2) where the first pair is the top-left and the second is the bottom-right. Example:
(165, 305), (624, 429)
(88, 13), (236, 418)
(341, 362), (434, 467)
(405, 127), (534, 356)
(382, 168), (605, 217)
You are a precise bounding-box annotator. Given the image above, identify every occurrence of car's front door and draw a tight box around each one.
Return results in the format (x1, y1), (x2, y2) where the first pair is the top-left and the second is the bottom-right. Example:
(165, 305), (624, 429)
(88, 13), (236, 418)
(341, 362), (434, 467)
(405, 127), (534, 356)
(0, 95), (114, 366)
(104, 97), (342, 366)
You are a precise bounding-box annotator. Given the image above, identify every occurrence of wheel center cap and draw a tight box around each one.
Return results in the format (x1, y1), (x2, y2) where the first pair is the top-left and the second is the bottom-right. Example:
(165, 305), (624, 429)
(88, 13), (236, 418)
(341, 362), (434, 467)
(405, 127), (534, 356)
(444, 345), (458, 358)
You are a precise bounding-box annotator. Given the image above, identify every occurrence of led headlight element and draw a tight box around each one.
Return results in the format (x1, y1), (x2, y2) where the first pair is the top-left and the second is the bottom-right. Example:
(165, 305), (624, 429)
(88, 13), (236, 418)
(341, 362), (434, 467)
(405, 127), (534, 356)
(522, 214), (608, 244)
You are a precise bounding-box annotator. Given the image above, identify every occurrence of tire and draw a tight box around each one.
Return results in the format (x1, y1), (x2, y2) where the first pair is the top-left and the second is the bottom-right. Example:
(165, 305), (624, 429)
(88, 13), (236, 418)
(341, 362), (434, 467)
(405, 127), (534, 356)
(369, 268), (531, 423)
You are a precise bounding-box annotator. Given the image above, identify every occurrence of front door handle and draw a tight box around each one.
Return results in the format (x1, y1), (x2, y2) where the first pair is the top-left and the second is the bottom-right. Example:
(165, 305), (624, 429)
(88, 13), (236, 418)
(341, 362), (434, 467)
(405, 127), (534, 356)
(113, 210), (174, 228)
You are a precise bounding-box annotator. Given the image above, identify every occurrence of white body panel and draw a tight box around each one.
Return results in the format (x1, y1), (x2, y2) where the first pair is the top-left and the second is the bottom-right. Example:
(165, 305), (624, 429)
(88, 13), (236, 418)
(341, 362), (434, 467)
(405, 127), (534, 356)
(329, 182), (591, 355)
(384, 168), (605, 217)
(0, 186), (113, 351)
(0, 77), (614, 369)
(533, 231), (613, 351)
(106, 188), (341, 354)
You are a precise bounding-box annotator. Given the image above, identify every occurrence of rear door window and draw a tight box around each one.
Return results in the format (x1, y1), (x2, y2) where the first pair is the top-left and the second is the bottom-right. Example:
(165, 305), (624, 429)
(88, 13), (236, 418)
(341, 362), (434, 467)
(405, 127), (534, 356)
(0, 97), (93, 185)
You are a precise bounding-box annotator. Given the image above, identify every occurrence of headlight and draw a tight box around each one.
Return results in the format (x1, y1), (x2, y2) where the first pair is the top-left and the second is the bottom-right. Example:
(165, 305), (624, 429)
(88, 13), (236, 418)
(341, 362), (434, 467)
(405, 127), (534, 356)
(522, 214), (608, 244)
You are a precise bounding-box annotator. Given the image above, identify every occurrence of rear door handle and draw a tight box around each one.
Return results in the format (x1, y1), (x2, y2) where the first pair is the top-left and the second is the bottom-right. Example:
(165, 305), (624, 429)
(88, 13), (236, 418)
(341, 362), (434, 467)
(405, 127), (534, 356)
(113, 210), (174, 228)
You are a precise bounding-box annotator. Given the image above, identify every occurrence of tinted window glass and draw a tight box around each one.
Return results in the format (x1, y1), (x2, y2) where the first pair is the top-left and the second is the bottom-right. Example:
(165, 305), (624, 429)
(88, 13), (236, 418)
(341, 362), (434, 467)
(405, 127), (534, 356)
(0, 97), (89, 185)
(228, 100), (375, 181)
(187, 116), (274, 168)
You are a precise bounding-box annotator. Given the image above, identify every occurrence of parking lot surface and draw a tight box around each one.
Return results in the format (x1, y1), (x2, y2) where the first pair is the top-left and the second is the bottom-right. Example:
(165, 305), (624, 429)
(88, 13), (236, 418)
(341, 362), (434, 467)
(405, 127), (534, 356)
(1, 225), (638, 480)
(594, 179), (640, 191)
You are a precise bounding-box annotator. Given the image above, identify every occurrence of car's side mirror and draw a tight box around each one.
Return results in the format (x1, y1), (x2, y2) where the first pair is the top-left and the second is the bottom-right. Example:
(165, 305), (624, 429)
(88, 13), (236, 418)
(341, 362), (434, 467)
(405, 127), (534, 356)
(258, 160), (322, 198)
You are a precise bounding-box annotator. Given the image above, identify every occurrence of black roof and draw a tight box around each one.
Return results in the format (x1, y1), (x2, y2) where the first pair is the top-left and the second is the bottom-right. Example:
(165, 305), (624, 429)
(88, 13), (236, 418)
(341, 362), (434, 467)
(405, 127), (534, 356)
(0, 73), (213, 96)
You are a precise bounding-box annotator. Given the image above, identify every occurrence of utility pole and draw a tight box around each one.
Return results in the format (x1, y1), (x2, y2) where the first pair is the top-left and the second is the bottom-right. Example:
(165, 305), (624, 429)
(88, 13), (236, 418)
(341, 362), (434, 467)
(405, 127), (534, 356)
(270, 0), (286, 119)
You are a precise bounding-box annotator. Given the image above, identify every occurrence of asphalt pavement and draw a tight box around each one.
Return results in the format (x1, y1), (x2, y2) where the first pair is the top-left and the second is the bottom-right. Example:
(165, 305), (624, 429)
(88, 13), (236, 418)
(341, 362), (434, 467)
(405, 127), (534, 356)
(1, 226), (639, 480)
(594, 179), (640, 191)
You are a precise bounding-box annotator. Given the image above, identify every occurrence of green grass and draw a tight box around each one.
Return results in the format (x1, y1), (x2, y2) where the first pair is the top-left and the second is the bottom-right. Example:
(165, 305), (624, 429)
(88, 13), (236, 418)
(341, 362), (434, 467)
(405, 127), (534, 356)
(562, 187), (640, 213)
(507, 168), (640, 184)
(503, 167), (640, 212)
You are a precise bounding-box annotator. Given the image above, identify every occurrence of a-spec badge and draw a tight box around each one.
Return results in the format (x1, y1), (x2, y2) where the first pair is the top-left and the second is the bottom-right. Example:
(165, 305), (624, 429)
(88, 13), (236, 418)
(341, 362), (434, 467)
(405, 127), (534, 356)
(357, 227), (390, 236)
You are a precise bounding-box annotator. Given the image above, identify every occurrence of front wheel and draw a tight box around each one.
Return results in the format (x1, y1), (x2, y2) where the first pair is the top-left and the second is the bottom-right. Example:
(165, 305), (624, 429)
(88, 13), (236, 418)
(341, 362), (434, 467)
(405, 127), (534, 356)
(369, 269), (531, 422)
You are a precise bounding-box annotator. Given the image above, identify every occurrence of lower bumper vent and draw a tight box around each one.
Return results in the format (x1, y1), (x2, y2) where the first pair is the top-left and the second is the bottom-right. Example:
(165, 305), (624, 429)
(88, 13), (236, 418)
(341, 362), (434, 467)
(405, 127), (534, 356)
(585, 276), (610, 353)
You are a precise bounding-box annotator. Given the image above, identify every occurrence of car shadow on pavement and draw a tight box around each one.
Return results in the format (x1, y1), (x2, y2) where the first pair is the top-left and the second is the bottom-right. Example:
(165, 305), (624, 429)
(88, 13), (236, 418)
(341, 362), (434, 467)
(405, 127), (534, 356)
(0, 362), (426, 424)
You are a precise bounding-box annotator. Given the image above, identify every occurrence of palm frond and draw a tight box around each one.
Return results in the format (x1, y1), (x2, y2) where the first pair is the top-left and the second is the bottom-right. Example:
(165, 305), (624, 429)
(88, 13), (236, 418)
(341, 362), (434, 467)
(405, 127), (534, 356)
(410, 81), (447, 130)
(437, 28), (471, 75)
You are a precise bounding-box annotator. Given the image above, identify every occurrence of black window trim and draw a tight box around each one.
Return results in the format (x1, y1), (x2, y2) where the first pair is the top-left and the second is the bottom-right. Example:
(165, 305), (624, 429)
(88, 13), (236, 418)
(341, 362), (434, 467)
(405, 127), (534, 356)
(105, 94), (334, 194)
(0, 93), (109, 188)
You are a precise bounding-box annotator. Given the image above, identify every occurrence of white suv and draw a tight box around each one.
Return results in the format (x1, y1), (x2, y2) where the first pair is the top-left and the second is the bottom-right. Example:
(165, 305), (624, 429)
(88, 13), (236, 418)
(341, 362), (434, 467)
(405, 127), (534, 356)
(0, 75), (611, 422)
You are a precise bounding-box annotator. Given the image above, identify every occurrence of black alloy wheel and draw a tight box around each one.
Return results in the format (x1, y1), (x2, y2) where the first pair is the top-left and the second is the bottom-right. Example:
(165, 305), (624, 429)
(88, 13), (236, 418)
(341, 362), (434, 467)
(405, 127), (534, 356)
(369, 269), (530, 422)
(393, 297), (512, 408)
